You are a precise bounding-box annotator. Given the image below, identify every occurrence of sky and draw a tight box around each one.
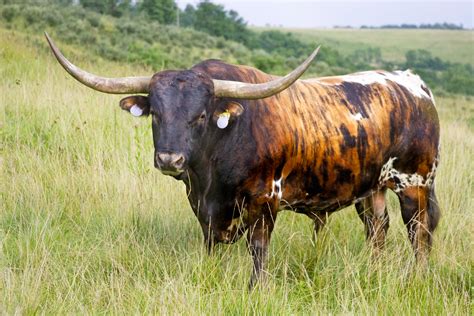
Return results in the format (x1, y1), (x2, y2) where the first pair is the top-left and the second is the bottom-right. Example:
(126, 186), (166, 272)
(176, 0), (473, 28)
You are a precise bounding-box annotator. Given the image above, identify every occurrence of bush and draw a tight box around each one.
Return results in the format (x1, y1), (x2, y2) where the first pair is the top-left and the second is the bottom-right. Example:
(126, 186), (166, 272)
(87, 15), (100, 28)
(44, 11), (64, 27)
(24, 7), (43, 25)
(1, 6), (18, 23)
(404, 49), (474, 95)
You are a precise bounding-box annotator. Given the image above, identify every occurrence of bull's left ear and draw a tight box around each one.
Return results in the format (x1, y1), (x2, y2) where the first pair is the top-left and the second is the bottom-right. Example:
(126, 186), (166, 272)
(119, 95), (150, 117)
(213, 101), (244, 129)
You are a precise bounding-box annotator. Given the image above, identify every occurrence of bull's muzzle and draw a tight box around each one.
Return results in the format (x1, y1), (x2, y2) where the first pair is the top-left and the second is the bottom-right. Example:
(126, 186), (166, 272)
(155, 152), (186, 176)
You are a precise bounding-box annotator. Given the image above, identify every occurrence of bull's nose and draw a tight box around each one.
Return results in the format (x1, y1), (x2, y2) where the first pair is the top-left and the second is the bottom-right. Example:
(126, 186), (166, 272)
(155, 152), (185, 171)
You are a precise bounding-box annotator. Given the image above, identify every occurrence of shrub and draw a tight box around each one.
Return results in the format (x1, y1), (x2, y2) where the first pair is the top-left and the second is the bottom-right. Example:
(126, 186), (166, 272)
(1, 6), (18, 23)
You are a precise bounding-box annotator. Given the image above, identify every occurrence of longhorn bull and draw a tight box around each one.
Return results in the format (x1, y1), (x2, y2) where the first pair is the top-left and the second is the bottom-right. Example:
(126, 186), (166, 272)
(45, 33), (440, 287)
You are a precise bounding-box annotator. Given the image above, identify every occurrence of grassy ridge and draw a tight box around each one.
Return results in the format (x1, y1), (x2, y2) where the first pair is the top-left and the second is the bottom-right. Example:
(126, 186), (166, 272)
(280, 28), (474, 66)
(1, 29), (473, 314)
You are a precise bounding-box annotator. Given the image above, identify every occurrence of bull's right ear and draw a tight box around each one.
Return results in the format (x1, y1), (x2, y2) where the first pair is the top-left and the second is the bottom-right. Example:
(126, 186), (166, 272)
(119, 96), (150, 117)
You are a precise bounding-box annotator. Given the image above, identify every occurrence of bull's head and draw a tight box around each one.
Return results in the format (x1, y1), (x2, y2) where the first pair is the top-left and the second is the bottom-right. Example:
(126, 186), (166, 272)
(45, 33), (319, 177)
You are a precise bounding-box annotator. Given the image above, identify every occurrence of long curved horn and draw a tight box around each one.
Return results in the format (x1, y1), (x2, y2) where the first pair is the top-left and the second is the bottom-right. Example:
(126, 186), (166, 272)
(45, 32), (151, 94)
(213, 46), (319, 99)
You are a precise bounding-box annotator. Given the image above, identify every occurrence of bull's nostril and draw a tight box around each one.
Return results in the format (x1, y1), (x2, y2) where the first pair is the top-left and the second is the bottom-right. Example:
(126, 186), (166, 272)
(174, 155), (185, 167)
(157, 153), (167, 164)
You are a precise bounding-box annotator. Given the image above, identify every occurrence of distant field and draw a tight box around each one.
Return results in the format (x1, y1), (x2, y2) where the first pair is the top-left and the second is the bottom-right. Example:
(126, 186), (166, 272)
(257, 28), (474, 65)
(1, 29), (473, 314)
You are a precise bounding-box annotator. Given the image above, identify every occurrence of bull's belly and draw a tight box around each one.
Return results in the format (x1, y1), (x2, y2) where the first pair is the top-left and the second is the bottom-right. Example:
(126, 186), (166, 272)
(274, 172), (377, 214)
(279, 194), (358, 214)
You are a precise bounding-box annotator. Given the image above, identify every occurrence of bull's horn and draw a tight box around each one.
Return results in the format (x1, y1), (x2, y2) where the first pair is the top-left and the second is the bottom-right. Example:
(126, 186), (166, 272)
(212, 46), (319, 99)
(45, 32), (151, 94)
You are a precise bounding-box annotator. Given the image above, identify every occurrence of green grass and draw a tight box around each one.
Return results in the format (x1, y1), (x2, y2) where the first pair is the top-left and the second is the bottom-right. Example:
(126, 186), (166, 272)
(1, 29), (473, 314)
(266, 28), (474, 66)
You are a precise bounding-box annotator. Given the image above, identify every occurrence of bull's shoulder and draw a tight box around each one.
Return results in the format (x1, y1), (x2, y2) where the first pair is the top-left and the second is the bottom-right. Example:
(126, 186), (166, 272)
(191, 59), (273, 83)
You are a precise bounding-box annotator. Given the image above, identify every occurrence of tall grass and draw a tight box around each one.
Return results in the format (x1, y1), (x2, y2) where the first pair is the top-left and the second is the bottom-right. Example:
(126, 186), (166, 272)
(1, 29), (473, 314)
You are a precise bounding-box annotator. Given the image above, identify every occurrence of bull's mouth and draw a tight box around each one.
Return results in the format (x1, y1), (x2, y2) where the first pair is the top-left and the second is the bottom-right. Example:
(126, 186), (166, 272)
(160, 169), (185, 177)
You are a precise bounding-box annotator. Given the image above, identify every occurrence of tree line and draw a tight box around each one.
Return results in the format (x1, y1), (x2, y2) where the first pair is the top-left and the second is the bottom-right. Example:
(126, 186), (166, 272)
(360, 22), (465, 30)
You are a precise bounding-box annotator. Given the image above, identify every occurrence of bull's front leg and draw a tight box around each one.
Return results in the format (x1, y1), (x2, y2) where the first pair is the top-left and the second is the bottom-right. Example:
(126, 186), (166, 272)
(203, 228), (216, 254)
(184, 179), (219, 254)
(247, 202), (277, 289)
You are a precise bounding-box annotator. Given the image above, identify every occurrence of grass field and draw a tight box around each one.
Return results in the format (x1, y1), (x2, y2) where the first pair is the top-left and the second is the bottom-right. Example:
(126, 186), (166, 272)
(265, 28), (474, 66)
(1, 29), (473, 314)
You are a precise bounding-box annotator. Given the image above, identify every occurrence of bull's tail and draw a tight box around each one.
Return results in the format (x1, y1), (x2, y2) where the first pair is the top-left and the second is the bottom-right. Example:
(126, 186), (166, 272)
(427, 185), (441, 235)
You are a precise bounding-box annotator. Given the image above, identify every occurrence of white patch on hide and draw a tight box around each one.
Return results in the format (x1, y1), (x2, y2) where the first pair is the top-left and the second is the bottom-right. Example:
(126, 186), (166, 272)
(339, 71), (388, 86)
(269, 177), (283, 199)
(378, 156), (438, 193)
(311, 70), (434, 102)
(425, 150), (440, 187)
(351, 112), (363, 121)
(389, 70), (433, 100)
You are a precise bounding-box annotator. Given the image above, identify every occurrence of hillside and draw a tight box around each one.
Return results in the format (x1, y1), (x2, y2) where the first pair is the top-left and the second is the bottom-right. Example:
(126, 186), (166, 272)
(0, 4), (257, 69)
(279, 28), (474, 66)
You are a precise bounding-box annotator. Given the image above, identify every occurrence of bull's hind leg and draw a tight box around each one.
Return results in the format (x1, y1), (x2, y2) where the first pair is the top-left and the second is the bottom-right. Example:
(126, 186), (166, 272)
(397, 185), (440, 264)
(305, 211), (331, 244)
(355, 189), (389, 255)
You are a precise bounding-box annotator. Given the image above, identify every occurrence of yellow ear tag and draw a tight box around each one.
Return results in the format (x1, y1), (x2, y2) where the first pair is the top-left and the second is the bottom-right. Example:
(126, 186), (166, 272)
(217, 111), (230, 129)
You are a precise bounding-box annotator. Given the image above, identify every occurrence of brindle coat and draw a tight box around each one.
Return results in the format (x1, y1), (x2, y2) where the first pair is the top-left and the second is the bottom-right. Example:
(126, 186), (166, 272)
(120, 60), (440, 287)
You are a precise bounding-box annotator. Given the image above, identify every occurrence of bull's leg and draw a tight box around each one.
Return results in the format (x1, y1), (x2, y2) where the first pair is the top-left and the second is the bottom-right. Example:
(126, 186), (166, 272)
(355, 189), (389, 255)
(246, 203), (277, 289)
(203, 231), (215, 255)
(198, 216), (217, 254)
(397, 185), (440, 264)
(306, 211), (330, 244)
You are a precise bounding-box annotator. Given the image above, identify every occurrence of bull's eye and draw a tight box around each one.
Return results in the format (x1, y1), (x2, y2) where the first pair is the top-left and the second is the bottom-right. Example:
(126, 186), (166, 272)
(189, 111), (206, 126)
(198, 112), (206, 121)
